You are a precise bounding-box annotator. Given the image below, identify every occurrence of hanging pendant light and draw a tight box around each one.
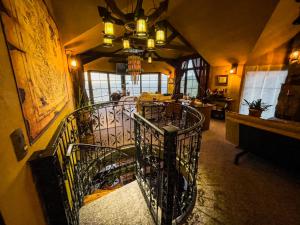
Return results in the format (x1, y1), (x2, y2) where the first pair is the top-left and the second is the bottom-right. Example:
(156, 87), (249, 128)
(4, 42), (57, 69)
(148, 56), (152, 63)
(127, 55), (142, 84)
(104, 20), (115, 38)
(123, 38), (130, 50)
(147, 38), (155, 51)
(136, 16), (147, 37)
(103, 37), (113, 47)
(156, 27), (166, 45)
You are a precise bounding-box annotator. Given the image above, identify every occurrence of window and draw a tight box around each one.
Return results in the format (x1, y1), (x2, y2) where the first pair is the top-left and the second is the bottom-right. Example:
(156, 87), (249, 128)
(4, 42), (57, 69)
(84, 72), (90, 99)
(180, 69), (198, 98)
(125, 75), (141, 96)
(186, 70), (198, 97)
(85, 71), (169, 102)
(161, 74), (168, 94)
(239, 70), (288, 119)
(179, 58), (209, 98)
(90, 72), (109, 102)
(141, 74), (159, 93)
(109, 74), (122, 94)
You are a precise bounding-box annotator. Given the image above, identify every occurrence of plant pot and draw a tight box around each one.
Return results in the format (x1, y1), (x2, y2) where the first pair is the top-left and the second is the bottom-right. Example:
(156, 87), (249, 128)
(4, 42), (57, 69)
(248, 109), (262, 117)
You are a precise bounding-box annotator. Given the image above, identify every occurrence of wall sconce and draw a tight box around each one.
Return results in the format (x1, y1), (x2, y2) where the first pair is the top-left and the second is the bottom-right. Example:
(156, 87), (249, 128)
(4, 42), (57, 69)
(68, 55), (78, 72)
(289, 49), (300, 64)
(229, 63), (238, 74)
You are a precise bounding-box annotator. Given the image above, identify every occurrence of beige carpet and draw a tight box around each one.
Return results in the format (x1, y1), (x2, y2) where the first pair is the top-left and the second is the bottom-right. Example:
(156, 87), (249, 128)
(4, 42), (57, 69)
(79, 181), (154, 225)
(184, 120), (300, 225)
(80, 120), (300, 225)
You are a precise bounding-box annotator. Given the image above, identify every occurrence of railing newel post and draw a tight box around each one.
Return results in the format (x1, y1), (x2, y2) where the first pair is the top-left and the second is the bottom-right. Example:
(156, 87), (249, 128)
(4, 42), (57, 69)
(161, 125), (179, 225)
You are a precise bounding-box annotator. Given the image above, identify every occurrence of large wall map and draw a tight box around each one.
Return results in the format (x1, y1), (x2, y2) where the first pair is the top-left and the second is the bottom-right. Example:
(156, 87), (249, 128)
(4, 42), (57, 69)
(1, 0), (69, 142)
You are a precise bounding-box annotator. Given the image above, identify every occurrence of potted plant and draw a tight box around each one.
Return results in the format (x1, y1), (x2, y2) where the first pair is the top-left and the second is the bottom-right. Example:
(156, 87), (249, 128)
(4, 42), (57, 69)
(243, 99), (272, 117)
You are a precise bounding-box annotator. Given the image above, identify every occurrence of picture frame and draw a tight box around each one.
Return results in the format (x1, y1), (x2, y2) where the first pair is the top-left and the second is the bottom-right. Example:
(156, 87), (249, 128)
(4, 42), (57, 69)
(215, 75), (228, 86)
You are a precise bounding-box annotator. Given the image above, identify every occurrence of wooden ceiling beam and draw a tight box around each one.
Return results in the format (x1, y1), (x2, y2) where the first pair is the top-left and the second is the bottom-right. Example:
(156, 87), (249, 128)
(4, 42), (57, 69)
(104, 0), (127, 21)
(80, 50), (174, 65)
(164, 20), (197, 52)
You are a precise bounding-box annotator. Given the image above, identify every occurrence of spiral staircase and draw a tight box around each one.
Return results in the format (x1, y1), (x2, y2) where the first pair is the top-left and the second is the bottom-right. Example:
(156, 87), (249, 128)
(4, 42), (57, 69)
(29, 100), (204, 225)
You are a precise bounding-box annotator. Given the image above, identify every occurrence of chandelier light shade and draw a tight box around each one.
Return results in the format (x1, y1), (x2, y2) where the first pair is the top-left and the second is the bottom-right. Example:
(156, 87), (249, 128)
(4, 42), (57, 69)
(147, 38), (155, 51)
(148, 56), (152, 63)
(104, 21), (115, 38)
(156, 28), (166, 45)
(123, 38), (130, 50)
(103, 37), (113, 47)
(127, 55), (143, 84)
(136, 18), (147, 37)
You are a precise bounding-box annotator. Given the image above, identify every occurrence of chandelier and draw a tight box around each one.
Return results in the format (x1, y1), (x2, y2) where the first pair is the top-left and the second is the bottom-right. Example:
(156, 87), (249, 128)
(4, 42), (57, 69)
(127, 55), (143, 84)
(98, 0), (169, 79)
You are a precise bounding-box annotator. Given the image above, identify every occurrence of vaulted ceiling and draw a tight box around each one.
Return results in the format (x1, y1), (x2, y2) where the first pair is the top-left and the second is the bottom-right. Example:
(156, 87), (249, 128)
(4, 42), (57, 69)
(49, 0), (300, 66)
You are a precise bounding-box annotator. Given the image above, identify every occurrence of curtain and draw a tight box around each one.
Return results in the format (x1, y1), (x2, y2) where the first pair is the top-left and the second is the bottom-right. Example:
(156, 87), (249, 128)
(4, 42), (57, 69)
(173, 57), (210, 98)
(192, 58), (210, 98)
(239, 69), (288, 119)
(173, 61), (187, 95)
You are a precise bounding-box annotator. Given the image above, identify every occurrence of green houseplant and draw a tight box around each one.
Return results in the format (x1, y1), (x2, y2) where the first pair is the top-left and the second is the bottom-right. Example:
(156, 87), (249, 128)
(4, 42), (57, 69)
(243, 99), (272, 117)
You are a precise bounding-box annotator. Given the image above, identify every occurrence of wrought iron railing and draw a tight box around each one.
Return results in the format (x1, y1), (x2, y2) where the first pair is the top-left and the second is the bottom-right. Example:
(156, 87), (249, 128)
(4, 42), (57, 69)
(135, 104), (203, 225)
(29, 100), (203, 225)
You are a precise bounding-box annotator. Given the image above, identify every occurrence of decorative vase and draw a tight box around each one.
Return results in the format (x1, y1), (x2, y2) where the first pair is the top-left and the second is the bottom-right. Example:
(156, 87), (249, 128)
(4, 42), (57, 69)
(248, 109), (262, 117)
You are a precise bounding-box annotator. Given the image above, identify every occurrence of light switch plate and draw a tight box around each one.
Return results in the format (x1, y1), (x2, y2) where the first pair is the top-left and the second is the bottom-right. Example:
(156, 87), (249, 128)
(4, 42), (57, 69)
(10, 128), (28, 161)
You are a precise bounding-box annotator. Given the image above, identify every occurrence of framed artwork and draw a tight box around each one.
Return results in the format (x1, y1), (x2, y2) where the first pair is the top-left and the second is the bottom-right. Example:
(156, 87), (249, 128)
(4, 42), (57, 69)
(215, 75), (228, 86)
(1, 0), (69, 143)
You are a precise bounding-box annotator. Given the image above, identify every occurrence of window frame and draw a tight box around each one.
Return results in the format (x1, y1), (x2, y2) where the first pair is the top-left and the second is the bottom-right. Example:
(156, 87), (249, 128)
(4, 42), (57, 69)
(85, 70), (168, 103)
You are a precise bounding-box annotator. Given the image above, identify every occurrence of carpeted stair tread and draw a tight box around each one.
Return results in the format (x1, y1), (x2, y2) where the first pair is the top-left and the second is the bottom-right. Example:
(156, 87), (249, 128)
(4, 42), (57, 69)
(79, 181), (154, 225)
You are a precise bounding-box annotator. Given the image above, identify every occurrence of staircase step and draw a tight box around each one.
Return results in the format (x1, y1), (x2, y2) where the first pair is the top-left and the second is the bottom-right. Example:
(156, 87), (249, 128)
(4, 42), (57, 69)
(80, 181), (154, 225)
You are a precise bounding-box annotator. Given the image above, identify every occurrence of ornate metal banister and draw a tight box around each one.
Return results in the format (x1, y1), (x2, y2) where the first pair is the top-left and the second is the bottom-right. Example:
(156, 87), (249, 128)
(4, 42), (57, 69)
(29, 100), (203, 225)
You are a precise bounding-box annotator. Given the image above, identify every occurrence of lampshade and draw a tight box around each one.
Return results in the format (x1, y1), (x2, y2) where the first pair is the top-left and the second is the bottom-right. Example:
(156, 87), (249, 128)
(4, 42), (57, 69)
(136, 18), (147, 37)
(103, 37), (113, 47)
(68, 55), (78, 72)
(156, 28), (165, 45)
(229, 63), (238, 74)
(104, 21), (114, 38)
(147, 38), (155, 51)
(123, 39), (130, 50)
(289, 50), (300, 64)
(148, 56), (152, 63)
(70, 58), (77, 68)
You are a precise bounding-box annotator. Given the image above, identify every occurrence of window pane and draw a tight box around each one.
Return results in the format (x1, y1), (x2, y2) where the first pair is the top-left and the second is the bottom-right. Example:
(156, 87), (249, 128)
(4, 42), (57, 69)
(141, 73), (158, 93)
(126, 75), (141, 96)
(109, 73), (122, 94)
(180, 73), (186, 94)
(239, 70), (288, 119)
(186, 70), (198, 98)
(84, 72), (109, 103)
(161, 74), (168, 94)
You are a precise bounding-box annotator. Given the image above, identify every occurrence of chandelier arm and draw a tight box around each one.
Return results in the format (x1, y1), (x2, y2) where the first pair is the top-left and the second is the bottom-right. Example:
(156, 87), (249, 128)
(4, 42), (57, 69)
(98, 6), (125, 25)
(104, 0), (127, 21)
(148, 0), (169, 22)
(134, 0), (144, 17)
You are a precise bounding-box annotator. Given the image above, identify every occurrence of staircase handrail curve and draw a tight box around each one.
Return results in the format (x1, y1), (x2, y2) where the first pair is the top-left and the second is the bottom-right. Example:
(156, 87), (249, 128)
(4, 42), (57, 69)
(66, 143), (130, 158)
